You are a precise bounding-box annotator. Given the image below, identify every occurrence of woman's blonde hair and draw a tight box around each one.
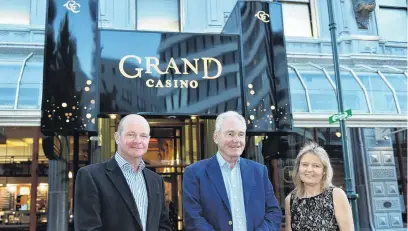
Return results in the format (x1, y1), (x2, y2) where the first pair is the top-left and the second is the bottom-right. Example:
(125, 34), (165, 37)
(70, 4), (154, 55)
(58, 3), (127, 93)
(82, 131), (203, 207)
(292, 142), (334, 198)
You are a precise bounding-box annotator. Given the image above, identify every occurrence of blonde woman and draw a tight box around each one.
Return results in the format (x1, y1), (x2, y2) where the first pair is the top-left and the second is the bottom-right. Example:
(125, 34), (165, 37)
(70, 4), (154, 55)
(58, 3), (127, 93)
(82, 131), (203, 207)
(285, 142), (354, 231)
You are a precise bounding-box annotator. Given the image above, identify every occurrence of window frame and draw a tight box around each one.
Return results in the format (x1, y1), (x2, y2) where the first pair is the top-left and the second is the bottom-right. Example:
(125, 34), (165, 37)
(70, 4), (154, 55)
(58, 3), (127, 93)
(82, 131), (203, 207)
(278, 0), (320, 38)
(135, 0), (182, 32)
(375, 3), (408, 42)
(0, 0), (31, 27)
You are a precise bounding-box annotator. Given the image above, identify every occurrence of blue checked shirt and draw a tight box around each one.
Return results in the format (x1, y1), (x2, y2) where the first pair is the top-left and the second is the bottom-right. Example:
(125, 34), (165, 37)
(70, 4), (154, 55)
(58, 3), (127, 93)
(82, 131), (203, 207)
(115, 153), (148, 231)
(216, 152), (247, 231)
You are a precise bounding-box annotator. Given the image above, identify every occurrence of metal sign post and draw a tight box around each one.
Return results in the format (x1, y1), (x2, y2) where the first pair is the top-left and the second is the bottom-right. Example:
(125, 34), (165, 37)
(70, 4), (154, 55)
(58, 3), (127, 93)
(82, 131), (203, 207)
(327, 0), (360, 229)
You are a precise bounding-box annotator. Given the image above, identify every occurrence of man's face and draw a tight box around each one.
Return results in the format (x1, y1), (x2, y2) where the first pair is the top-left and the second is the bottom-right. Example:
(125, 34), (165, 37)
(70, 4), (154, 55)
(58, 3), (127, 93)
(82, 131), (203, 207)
(115, 117), (150, 160)
(214, 117), (246, 158)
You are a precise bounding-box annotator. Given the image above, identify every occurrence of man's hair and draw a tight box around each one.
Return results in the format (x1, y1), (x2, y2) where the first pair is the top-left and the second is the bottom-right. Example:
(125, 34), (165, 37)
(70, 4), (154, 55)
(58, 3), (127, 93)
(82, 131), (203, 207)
(292, 141), (334, 198)
(214, 111), (246, 132)
(117, 114), (149, 135)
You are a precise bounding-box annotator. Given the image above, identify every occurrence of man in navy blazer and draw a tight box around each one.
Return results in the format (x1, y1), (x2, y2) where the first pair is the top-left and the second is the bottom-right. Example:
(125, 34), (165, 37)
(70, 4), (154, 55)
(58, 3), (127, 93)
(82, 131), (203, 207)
(183, 111), (282, 231)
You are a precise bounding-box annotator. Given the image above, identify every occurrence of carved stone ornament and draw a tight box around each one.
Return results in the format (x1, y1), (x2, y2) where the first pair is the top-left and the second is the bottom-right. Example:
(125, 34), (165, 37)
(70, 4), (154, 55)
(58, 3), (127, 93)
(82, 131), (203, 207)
(352, 0), (376, 29)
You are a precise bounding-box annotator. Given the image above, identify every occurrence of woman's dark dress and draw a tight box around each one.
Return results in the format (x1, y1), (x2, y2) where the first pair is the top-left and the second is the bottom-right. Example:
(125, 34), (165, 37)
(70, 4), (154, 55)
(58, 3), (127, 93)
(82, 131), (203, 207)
(290, 187), (340, 231)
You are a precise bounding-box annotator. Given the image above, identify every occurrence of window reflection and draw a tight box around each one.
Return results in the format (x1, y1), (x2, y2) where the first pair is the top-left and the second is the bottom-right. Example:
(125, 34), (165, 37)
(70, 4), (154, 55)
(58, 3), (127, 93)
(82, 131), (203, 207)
(0, 0), (30, 25)
(281, 2), (313, 37)
(137, 0), (180, 32)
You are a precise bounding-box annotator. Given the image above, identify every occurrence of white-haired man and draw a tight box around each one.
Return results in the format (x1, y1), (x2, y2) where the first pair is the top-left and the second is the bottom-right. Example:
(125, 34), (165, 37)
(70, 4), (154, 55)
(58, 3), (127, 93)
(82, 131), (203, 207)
(183, 111), (282, 231)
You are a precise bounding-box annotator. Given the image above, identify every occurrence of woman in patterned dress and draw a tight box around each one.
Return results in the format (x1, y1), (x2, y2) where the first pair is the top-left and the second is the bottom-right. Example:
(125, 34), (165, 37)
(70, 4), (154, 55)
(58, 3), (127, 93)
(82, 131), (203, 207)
(285, 142), (354, 231)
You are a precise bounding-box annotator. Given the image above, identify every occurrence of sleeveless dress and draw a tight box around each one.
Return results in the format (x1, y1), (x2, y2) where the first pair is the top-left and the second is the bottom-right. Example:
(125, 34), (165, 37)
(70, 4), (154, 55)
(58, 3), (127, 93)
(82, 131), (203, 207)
(290, 187), (340, 231)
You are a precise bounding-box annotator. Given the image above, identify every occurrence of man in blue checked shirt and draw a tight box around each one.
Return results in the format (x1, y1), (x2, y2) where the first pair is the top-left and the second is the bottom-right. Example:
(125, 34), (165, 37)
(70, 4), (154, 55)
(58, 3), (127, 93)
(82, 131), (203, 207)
(74, 114), (171, 231)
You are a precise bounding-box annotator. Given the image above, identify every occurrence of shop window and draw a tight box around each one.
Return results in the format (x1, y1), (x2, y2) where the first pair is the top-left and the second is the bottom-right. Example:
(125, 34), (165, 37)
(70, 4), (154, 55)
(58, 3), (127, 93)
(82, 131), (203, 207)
(377, 5), (407, 42)
(280, 0), (317, 37)
(272, 128), (315, 207)
(0, 0), (30, 26)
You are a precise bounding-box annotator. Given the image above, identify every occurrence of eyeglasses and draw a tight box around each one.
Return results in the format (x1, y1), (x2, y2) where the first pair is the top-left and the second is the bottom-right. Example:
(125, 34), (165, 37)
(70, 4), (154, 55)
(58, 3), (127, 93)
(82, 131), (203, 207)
(124, 132), (150, 141)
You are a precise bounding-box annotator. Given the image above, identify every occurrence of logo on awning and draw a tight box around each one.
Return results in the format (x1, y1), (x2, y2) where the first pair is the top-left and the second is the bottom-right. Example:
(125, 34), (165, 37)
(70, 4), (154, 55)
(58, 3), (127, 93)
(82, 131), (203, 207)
(64, 0), (81, 13)
(255, 11), (270, 23)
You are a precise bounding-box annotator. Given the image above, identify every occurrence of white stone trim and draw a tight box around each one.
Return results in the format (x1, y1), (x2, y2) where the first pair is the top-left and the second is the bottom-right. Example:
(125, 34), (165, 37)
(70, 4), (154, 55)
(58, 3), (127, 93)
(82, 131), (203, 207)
(0, 110), (41, 127)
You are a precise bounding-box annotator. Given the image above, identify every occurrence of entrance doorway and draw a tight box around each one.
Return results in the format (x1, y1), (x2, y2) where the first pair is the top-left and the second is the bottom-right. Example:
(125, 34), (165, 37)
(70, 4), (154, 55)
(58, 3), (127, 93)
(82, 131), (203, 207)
(90, 116), (211, 230)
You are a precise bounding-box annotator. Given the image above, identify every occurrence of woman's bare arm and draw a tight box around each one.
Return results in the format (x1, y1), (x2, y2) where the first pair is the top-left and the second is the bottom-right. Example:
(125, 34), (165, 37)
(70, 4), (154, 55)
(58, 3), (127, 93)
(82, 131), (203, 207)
(333, 187), (354, 231)
(285, 194), (292, 231)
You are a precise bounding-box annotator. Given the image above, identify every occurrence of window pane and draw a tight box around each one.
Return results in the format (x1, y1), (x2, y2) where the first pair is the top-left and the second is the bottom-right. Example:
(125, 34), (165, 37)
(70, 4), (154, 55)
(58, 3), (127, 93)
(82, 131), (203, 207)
(17, 85), (41, 109)
(358, 73), (398, 113)
(288, 69), (308, 112)
(0, 87), (16, 109)
(0, 63), (21, 84)
(137, 0), (179, 32)
(301, 72), (337, 112)
(282, 3), (312, 37)
(0, 0), (30, 25)
(21, 62), (43, 83)
(0, 62), (20, 108)
(328, 72), (369, 113)
(384, 74), (408, 113)
(378, 8), (407, 42)
(17, 61), (43, 109)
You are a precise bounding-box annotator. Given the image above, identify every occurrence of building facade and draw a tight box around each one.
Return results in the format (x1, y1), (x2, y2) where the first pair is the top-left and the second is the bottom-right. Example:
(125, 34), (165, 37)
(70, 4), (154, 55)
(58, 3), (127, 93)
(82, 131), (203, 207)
(0, 0), (406, 230)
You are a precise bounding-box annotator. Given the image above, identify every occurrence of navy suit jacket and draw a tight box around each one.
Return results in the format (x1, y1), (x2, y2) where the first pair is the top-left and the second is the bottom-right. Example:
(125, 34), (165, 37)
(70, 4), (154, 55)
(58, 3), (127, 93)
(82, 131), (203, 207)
(183, 155), (282, 231)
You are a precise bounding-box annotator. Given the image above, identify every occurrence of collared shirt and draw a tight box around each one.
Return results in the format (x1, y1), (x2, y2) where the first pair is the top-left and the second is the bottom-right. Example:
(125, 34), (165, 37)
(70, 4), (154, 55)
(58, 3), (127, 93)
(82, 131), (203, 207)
(216, 152), (247, 231)
(115, 153), (148, 231)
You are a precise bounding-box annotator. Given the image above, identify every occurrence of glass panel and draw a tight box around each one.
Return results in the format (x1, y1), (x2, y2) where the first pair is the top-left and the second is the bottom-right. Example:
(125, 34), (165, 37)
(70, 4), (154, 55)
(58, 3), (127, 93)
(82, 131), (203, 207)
(137, 0), (179, 32)
(17, 61), (43, 109)
(358, 73), (398, 113)
(0, 62), (22, 108)
(301, 72), (337, 112)
(378, 8), (407, 42)
(288, 69), (308, 112)
(328, 72), (369, 113)
(0, 0), (30, 25)
(17, 86), (41, 109)
(384, 74), (407, 114)
(0, 87), (16, 109)
(282, 2), (312, 37)
(0, 63), (21, 83)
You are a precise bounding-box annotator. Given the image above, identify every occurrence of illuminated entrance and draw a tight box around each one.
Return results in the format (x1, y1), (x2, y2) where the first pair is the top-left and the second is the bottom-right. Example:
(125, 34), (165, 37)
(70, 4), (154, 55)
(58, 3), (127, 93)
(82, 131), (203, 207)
(40, 1), (292, 230)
